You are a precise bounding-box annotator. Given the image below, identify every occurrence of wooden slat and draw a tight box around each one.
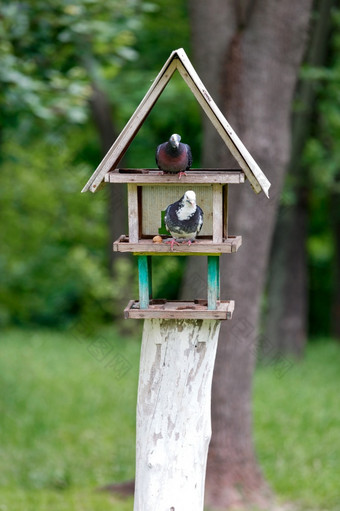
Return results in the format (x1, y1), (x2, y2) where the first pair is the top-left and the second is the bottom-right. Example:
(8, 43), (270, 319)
(212, 184), (223, 243)
(137, 185), (143, 240)
(113, 235), (242, 254)
(223, 184), (229, 240)
(124, 300), (136, 319)
(127, 183), (139, 243)
(117, 167), (242, 173)
(104, 169), (245, 185)
(124, 299), (235, 320)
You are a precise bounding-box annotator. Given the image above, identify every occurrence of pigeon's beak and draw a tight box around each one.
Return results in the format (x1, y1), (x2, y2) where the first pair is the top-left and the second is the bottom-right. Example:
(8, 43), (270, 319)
(170, 134), (180, 148)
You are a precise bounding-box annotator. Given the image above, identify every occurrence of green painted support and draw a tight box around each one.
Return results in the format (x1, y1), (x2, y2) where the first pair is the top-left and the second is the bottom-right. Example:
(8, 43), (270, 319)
(147, 256), (152, 299)
(207, 256), (220, 310)
(138, 255), (152, 309)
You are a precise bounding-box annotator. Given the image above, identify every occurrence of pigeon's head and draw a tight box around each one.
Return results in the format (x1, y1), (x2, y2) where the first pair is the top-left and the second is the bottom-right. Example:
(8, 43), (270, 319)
(169, 133), (181, 148)
(183, 190), (196, 207)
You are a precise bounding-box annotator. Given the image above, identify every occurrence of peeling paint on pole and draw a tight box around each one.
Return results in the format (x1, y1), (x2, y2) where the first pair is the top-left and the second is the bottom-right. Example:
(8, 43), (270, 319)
(134, 319), (221, 511)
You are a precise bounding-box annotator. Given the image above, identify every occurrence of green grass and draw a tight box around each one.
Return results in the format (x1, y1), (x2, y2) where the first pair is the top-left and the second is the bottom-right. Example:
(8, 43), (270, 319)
(1, 329), (340, 510)
(0, 327), (140, 510)
(254, 340), (340, 510)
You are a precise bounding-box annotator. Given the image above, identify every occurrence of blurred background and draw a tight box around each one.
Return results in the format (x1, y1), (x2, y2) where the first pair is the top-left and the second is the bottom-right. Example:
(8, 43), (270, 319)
(1, 0), (339, 339)
(1, 1), (340, 510)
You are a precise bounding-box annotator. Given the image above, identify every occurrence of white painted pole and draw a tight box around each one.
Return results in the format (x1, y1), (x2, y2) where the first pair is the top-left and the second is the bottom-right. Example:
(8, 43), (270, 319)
(133, 318), (221, 511)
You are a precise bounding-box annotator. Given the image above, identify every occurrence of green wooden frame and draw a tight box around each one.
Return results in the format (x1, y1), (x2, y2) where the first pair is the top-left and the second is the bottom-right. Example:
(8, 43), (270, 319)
(207, 256), (220, 310)
(138, 254), (220, 311)
(138, 255), (152, 309)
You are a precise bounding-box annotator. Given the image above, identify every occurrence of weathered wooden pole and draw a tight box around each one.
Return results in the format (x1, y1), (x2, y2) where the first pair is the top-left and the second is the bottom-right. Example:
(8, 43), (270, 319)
(134, 318), (221, 511)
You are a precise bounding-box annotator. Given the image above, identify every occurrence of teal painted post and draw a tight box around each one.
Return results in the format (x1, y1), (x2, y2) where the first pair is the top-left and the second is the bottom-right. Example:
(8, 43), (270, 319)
(138, 256), (151, 309)
(147, 256), (152, 299)
(207, 256), (220, 310)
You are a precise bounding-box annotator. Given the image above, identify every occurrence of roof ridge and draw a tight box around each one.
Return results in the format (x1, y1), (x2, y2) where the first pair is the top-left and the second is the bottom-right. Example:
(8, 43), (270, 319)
(82, 48), (270, 197)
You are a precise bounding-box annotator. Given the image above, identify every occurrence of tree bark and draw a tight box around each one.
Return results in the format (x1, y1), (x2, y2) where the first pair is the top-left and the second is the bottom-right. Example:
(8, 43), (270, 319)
(89, 83), (127, 272)
(264, 193), (308, 359)
(264, 0), (334, 358)
(189, 0), (313, 508)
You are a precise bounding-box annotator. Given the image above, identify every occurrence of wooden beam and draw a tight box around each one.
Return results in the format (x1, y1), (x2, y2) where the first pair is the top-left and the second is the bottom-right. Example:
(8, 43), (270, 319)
(134, 319), (221, 509)
(104, 169), (245, 185)
(138, 256), (150, 309)
(124, 300), (234, 320)
(207, 256), (220, 310)
(113, 235), (243, 254)
(137, 185), (143, 241)
(212, 184), (223, 243)
(127, 183), (139, 243)
(223, 184), (229, 240)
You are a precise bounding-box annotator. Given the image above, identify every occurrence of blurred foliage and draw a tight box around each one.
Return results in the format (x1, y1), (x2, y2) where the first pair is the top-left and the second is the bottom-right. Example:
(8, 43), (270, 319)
(0, 0), (143, 130)
(0, 135), (115, 327)
(1, 0), (339, 333)
(302, 9), (340, 192)
(302, 7), (340, 336)
(0, 0), (195, 328)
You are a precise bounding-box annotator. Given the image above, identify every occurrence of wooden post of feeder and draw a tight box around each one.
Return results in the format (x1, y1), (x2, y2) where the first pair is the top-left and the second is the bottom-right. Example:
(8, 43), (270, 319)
(138, 255), (152, 309)
(134, 318), (221, 511)
(134, 254), (222, 510)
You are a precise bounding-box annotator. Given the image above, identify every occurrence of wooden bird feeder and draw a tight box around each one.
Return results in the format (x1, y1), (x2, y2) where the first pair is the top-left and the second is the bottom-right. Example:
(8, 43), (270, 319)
(82, 48), (270, 510)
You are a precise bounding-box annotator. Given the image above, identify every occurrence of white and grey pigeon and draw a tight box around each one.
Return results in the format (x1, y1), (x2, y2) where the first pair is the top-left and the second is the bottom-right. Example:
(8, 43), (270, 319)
(156, 133), (192, 178)
(164, 190), (203, 250)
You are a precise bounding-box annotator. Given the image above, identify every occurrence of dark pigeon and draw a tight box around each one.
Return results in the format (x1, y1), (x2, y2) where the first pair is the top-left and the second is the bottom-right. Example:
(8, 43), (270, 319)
(164, 190), (203, 250)
(156, 133), (192, 178)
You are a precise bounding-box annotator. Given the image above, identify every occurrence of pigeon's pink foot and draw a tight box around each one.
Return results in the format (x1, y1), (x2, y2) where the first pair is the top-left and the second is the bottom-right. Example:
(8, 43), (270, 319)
(178, 171), (187, 179)
(164, 238), (180, 251)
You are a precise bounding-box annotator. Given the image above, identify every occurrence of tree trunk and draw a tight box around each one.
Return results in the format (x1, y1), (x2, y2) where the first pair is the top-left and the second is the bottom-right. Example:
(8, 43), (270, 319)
(264, 0), (334, 358)
(264, 192), (308, 359)
(89, 82), (127, 272)
(189, 1), (313, 508)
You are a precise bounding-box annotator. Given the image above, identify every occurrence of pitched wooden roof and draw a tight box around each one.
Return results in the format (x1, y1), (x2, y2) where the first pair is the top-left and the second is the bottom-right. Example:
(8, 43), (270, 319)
(82, 48), (271, 197)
